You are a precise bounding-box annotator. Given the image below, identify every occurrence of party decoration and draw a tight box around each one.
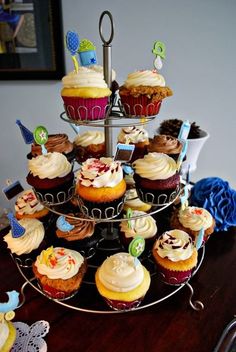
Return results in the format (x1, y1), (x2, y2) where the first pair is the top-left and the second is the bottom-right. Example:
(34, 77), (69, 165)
(191, 177), (236, 232)
(78, 38), (97, 66)
(177, 140), (188, 171)
(16, 119), (34, 144)
(7, 212), (25, 238)
(114, 143), (135, 162)
(152, 41), (166, 70)
(128, 236), (145, 258)
(56, 215), (74, 232)
(0, 291), (19, 314)
(66, 30), (80, 72)
(178, 120), (191, 141)
(126, 208), (133, 229)
(40, 246), (57, 268)
(180, 186), (189, 210)
(2, 180), (24, 200)
(195, 228), (204, 250)
(33, 126), (48, 155)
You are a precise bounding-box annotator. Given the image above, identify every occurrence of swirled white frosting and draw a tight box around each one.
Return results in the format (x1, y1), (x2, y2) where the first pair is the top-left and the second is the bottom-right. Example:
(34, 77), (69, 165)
(62, 67), (109, 89)
(35, 247), (84, 280)
(0, 321), (9, 349)
(154, 230), (194, 262)
(88, 64), (116, 82)
(74, 130), (104, 147)
(98, 252), (144, 292)
(4, 218), (45, 255)
(118, 126), (149, 144)
(124, 189), (149, 209)
(132, 152), (177, 180)
(77, 157), (123, 188)
(28, 152), (72, 179)
(15, 189), (44, 215)
(178, 206), (213, 231)
(124, 70), (165, 88)
(120, 210), (157, 239)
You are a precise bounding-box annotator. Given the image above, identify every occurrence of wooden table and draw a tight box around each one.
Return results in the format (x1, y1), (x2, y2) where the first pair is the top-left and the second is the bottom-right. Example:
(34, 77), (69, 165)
(0, 227), (236, 352)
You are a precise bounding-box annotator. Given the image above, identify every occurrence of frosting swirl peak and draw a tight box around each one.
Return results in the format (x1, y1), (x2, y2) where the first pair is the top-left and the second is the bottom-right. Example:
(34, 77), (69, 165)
(124, 70), (165, 88)
(118, 126), (149, 144)
(178, 206), (213, 231)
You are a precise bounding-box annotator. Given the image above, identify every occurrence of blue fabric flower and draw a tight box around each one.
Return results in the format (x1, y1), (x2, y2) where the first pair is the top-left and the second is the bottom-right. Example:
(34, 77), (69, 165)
(191, 177), (236, 231)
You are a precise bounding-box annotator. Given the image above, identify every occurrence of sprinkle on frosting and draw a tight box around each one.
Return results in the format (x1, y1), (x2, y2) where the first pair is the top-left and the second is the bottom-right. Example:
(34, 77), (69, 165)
(15, 189), (44, 215)
(77, 157), (123, 188)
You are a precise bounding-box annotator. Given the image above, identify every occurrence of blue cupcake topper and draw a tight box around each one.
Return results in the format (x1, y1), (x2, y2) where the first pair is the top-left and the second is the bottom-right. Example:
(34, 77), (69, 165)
(177, 140), (188, 171)
(16, 119), (34, 144)
(180, 186), (189, 210)
(66, 30), (80, 73)
(0, 291), (19, 314)
(56, 215), (74, 232)
(178, 120), (191, 141)
(7, 212), (25, 238)
(78, 38), (97, 66)
(195, 227), (205, 250)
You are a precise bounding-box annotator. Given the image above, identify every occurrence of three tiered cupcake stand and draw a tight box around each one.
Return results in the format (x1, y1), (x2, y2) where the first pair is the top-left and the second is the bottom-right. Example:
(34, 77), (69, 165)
(13, 11), (205, 313)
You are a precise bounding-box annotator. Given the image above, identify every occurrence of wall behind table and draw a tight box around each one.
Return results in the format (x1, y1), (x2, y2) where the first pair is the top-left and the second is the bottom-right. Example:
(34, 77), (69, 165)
(0, 0), (235, 208)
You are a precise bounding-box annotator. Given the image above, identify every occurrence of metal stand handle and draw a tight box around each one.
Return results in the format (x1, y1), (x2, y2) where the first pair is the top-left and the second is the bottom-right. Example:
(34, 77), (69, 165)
(185, 282), (204, 311)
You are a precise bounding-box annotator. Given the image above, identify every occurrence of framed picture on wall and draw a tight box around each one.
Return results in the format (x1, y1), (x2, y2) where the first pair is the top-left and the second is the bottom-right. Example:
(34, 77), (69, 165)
(0, 0), (65, 80)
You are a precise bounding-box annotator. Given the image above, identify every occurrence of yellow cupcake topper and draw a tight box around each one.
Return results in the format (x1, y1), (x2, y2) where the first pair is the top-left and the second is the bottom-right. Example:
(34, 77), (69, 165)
(40, 246), (57, 267)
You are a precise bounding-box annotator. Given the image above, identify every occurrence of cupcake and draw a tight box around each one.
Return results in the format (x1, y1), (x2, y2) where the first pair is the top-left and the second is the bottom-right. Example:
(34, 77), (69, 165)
(73, 130), (105, 163)
(33, 246), (87, 300)
(123, 189), (151, 212)
(76, 157), (126, 219)
(132, 153), (180, 205)
(15, 189), (49, 221)
(4, 217), (45, 267)
(148, 134), (183, 161)
(119, 210), (157, 250)
(170, 206), (215, 242)
(152, 229), (198, 285)
(61, 66), (111, 121)
(95, 252), (151, 310)
(29, 133), (75, 162)
(119, 69), (173, 117)
(26, 152), (74, 204)
(55, 213), (98, 250)
(117, 126), (149, 162)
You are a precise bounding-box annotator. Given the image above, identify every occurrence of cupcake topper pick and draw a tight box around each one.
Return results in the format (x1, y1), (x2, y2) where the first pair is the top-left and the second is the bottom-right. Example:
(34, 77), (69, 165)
(178, 120), (191, 140)
(0, 290), (19, 323)
(16, 119), (34, 144)
(152, 41), (166, 70)
(180, 186), (189, 210)
(66, 30), (80, 73)
(78, 38), (97, 66)
(40, 246), (58, 268)
(128, 236), (145, 267)
(33, 126), (48, 155)
(56, 215), (74, 232)
(7, 212), (25, 238)
(177, 140), (188, 171)
(126, 208), (133, 229)
(195, 227), (204, 250)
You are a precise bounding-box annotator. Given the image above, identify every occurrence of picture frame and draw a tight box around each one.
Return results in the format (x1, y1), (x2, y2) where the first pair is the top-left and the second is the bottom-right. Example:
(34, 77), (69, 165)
(0, 0), (65, 80)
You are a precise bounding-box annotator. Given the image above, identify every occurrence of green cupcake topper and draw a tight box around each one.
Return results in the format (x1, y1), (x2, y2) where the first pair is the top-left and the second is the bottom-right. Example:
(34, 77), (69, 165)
(152, 41), (166, 70)
(129, 236), (145, 258)
(78, 39), (96, 52)
(33, 126), (48, 155)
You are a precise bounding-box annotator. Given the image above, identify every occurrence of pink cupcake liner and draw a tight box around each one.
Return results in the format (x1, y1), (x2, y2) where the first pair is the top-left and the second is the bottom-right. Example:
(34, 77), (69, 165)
(104, 297), (143, 311)
(62, 96), (109, 121)
(39, 282), (78, 300)
(157, 264), (193, 285)
(120, 95), (162, 117)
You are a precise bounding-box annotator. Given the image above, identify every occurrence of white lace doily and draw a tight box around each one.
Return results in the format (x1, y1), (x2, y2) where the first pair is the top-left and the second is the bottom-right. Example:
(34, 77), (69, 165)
(12, 320), (50, 352)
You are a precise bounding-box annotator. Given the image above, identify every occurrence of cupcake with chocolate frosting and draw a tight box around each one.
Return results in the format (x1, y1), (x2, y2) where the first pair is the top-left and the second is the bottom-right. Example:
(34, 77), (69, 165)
(152, 229), (198, 284)
(148, 134), (182, 161)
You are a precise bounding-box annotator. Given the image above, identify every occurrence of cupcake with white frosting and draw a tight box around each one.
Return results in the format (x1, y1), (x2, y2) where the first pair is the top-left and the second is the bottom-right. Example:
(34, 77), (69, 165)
(4, 217), (45, 267)
(152, 229), (198, 284)
(119, 69), (172, 116)
(33, 246), (87, 300)
(117, 126), (149, 162)
(123, 189), (151, 212)
(26, 152), (74, 204)
(170, 206), (215, 242)
(132, 152), (180, 205)
(73, 130), (105, 163)
(119, 210), (157, 250)
(61, 66), (111, 121)
(76, 157), (126, 219)
(95, 252), (151, 310)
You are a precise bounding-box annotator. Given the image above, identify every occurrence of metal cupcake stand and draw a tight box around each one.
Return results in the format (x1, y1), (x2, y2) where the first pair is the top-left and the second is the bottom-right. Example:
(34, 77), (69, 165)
(14, 11), (205, 314)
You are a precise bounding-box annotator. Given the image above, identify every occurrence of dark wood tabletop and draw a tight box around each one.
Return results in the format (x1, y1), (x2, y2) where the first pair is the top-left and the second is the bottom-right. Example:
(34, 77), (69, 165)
(0, 226), (236, 352)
